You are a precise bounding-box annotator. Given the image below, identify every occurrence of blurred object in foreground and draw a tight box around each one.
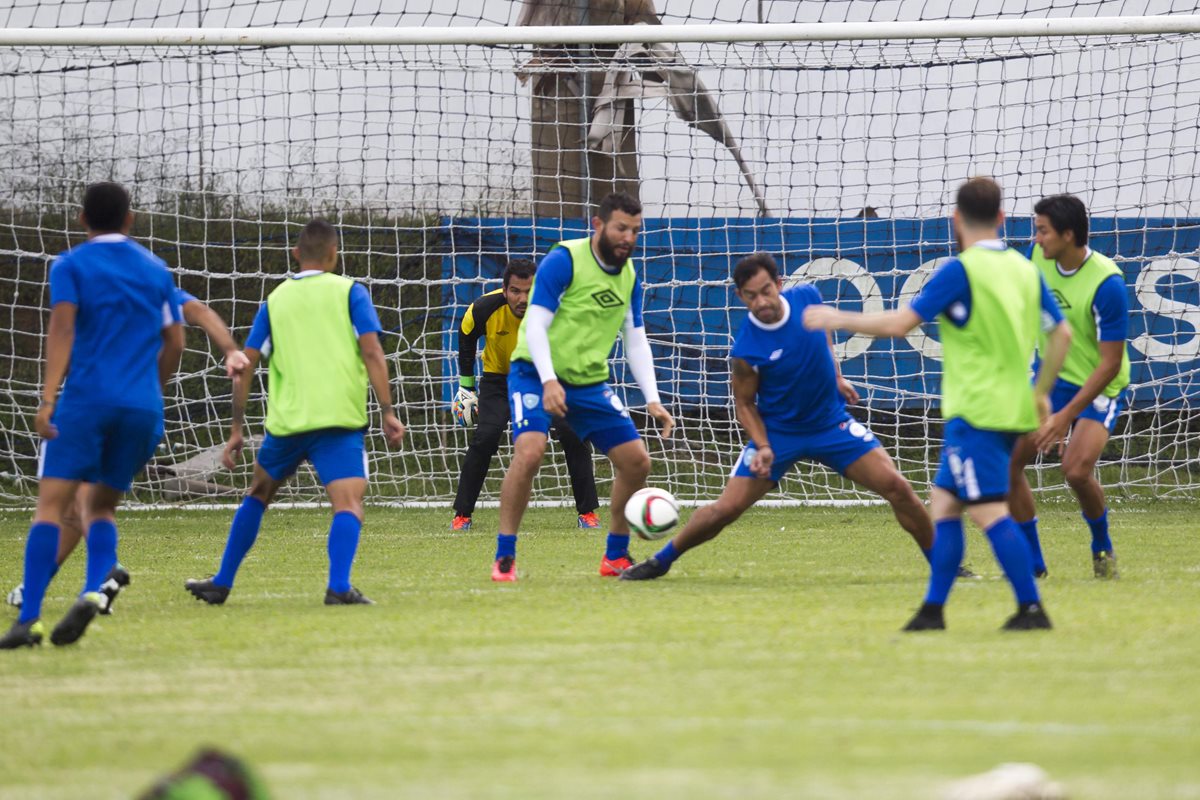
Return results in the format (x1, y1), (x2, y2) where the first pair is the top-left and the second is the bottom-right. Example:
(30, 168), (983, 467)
(944, 763), (1067, 800)
(138, 747), (271, 800)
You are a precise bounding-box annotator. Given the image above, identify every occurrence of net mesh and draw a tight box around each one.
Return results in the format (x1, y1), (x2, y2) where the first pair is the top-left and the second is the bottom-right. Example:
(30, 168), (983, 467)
(3, 0), (1200, 507)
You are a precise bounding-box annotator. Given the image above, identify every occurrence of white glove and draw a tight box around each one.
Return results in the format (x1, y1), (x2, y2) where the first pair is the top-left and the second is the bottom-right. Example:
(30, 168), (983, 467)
(452, 386), (478, 428)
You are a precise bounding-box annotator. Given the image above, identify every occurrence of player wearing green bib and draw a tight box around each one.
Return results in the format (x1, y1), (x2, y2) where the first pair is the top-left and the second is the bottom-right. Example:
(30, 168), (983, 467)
(805, 178), (1073, 631)
(1009, 195), (1130, 579)
(185, 220), (405, 607)
(491, 192), (674, 581)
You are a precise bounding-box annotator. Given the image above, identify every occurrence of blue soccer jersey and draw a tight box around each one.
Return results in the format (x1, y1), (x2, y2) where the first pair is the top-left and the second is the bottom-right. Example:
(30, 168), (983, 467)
(50, 234), (182, 412)
(730, 284), (847, 434)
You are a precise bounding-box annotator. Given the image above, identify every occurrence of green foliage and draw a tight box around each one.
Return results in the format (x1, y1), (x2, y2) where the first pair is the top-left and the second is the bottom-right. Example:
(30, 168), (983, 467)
(2, 503), (1198, 799)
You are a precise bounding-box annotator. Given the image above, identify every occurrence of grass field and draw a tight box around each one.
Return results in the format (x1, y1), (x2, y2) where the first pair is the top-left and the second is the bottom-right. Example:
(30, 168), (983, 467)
(2, 501), (1198, 799)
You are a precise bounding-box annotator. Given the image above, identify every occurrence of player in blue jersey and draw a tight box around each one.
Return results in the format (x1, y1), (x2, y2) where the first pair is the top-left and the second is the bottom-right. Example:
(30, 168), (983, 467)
(1009, 194), (1131, 579)
(5, 288), (249, 615)
(804, 177), (1073, 631)
(621, 253), (935, 581)
(184, 219), (405, 607)
(1, 182), (185, 649)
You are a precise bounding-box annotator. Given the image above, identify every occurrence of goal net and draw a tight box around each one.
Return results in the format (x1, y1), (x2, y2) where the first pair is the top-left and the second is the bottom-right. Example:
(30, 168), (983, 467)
(3, 1), (1200, 507)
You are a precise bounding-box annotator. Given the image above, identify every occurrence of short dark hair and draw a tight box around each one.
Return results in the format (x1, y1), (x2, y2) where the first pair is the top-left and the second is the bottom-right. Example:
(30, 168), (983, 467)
(956, 177), (1003, 227)
(81, 182), (130, 232)
(733, 252), (780, 289)
(296, 218), (338, 263)
(1034, 194), (1089, 247)
(597, 191), (642, 222)
(503, 258), (536, 287)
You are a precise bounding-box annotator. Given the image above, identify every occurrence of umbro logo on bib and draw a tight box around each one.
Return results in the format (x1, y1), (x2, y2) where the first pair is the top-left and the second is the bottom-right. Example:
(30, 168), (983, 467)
(591, 289), (623, 308)
(1051, 288), (1072, 309)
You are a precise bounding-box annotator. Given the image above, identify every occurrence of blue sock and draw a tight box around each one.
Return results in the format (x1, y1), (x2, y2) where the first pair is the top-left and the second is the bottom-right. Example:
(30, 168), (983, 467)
(326, 512), (362, 594)
(19, 522), (59, 624)
(653, 540), (679, 568)
(214, 496), (266, 588)
(1084, 509), (1113, 554)
(986, 516), (1040, 606)
(496, 533), (517, 560)
(921, 547), (933, 565)
(83, 519), (118, 594)
(605, 532), (630, 560)
(1019, 518), (1046, 573)
(924, 519), (964, 606)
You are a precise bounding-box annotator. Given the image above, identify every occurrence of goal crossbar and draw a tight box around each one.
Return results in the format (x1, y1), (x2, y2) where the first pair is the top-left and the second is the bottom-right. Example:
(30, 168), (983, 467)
(3, 15), (1200, 48)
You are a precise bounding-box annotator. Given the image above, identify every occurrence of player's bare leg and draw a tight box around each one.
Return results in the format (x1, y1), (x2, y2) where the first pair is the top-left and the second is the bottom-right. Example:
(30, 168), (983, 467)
(606, 439), (651, 538)
(593, 438), (650, 575)
(1061, 418), (1118, 577)
(323, 478), (372, 604)
(841, 448), (933, 551)
(1061, 419), (1108, 518)
(492, 431), (547, 581)
(497, 431), (547, 536)
(1006, 434), (1048, 577)
(50, 482), (122, 646)
(1007, 435), (1039, 523)
(670, 476), (773, 556)
(56, 486), (87, 563)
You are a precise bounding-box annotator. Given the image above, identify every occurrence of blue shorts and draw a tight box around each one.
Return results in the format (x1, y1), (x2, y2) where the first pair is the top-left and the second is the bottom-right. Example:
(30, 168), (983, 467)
(39, 402), (163, 492)
(934, 418), (1020, 504)
(732, 415), (881, 483)
(257, 428), (368, 484)
(508, 360), (641, 453)
(1051, 382), (1126, 434)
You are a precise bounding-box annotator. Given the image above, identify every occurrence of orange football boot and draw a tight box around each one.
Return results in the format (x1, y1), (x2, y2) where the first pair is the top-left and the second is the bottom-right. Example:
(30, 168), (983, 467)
(599, 554), (635, 577)
(492, 556), (518, 582)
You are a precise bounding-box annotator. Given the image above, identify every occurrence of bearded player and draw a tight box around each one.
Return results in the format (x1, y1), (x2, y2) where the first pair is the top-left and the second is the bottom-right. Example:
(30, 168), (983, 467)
(490, 192), (673, 581)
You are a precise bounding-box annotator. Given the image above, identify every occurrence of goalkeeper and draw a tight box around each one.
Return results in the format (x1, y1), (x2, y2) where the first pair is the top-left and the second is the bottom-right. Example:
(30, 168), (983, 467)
(451, 259), (600, 531)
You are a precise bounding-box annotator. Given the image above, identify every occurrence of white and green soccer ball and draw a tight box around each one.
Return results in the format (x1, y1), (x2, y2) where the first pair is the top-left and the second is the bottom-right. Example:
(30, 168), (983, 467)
(624, 487), (680, 541)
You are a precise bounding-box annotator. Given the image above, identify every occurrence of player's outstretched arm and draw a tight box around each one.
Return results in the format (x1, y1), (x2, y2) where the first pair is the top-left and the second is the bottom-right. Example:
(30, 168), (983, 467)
(731, 357), (773, 478)
(222, 347), (261, 470)
(358, 331), (405, 448)
(35, 302), (77, 439)
(158, 322), (185, 392)
(803, 305), (921, 339)
(182, 299), (249, 377)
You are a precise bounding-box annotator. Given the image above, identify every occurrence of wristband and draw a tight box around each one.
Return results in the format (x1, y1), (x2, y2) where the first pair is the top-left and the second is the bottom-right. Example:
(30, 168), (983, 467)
(459, 376), (476, 389)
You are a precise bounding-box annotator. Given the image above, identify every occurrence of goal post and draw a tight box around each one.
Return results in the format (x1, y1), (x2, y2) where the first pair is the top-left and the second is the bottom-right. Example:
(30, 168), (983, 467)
(2, 14), (1200, 506)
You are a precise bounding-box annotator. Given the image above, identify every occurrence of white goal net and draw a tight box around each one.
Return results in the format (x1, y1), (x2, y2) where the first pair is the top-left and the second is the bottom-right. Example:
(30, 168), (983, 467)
(3, 1), (1200, 507)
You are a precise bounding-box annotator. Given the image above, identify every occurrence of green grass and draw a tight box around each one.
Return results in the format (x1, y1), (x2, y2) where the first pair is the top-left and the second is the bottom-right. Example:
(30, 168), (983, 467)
(2, 502), (1198, 799)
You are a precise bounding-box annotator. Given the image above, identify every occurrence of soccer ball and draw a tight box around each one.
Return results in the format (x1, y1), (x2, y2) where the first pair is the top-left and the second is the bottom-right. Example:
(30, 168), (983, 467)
(452, 387), (478, 428)
(624, 487), (680, 541)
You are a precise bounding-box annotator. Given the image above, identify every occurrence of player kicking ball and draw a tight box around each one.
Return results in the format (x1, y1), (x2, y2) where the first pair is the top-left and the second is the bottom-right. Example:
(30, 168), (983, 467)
(621, 253), (935, 582)
(1, 182), (185, 649)
(184, 219), (404, 607)
(490, 191), (674, 581)
(804, 177), (1073, 631)
(6, 288), (249, 616)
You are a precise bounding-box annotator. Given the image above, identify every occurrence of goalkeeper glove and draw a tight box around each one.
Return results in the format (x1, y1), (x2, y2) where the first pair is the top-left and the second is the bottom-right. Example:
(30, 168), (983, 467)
(452, 385), (478, 428)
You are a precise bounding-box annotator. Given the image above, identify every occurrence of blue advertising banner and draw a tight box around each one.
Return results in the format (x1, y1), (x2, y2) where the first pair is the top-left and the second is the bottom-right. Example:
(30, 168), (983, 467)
(442, 218), (1200, 409)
